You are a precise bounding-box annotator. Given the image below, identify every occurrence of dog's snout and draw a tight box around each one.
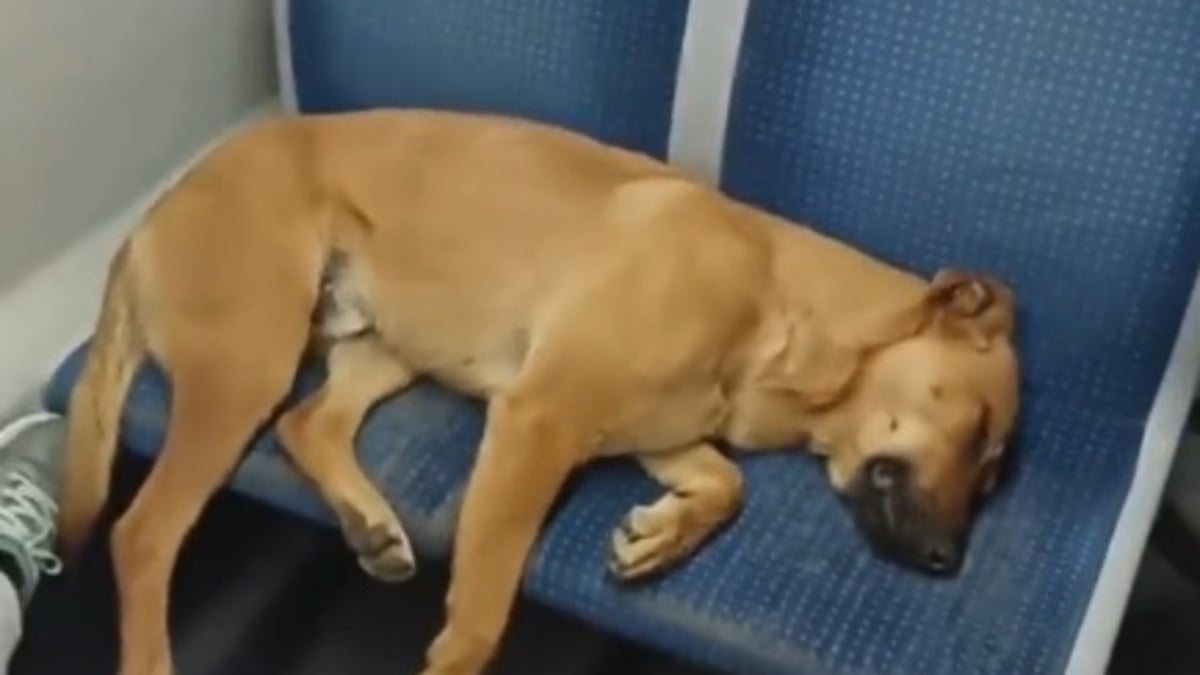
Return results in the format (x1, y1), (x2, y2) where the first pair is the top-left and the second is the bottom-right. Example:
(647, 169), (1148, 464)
(865, 456), (909, 492)
(921, 538), (962, 575)
(847, 457), (967, 576)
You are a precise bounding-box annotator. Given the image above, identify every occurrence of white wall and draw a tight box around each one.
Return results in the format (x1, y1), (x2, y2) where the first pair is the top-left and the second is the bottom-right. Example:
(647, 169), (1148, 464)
(0, 0), (277, 292)
(0, 0), (279, 414)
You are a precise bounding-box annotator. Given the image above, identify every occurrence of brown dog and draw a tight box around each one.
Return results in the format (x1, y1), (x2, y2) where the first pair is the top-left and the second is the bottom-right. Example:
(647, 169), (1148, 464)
(58, 109), (1020, 675)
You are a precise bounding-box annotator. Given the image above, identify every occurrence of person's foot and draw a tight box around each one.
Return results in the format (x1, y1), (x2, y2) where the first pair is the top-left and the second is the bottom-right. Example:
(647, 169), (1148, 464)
(0, 411), (65, 606)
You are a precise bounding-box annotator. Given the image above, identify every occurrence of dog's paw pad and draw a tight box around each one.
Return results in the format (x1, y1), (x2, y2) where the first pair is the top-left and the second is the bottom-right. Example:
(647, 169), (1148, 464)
(337, 506), (417, 583)
(356, 521), (416, 583)
(617, 507), (654, 544)
(608, 505), (681, 582)
(358, 541), (417, 583)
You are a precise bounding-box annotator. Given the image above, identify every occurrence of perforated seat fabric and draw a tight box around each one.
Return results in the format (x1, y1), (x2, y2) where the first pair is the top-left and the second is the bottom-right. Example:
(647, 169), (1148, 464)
(283, 0), (689, 159)
(45, 1), (1200, 674)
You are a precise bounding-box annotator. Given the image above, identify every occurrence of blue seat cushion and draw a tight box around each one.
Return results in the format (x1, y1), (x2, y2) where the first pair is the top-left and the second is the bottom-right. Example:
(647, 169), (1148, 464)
(44, 346), (1141, 675)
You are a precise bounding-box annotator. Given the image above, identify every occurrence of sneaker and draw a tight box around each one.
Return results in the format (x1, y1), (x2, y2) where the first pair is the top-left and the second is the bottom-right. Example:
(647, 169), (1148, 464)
(0, 411), (66, 606)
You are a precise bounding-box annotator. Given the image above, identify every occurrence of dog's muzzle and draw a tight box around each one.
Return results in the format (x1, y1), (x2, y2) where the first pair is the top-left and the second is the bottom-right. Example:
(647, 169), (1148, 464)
(843, 456), (963, 576)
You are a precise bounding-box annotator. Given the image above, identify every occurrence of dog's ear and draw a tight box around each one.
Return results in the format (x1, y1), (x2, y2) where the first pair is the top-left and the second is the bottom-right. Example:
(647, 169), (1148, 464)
(925, 269), (1016, 352)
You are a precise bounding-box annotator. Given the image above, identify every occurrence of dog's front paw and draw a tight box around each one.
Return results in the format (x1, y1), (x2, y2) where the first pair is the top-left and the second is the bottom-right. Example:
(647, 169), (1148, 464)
(608, 502), (688, 581)
(337, 506), (417, 583)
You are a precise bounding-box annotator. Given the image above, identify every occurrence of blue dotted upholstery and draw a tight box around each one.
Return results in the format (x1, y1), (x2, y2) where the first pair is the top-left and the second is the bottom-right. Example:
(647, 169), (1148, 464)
(45, 1), (1200, 673)
(284, 0), (689, 158)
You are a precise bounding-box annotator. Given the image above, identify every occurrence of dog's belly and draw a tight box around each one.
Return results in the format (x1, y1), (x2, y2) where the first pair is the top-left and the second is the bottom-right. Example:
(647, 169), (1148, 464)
(338, 255), (537, 397)
(311, 248), (534, 398)
(372, 309), (529, 399)
(424, 350), (525, 398)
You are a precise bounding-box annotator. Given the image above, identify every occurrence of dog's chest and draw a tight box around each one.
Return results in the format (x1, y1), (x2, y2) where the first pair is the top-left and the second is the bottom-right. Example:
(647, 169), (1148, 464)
(594, 384), (729, 455)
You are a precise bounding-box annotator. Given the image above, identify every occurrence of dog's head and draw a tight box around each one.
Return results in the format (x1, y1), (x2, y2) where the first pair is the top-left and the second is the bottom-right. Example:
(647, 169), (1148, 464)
(731, 269), (1019, 576)
(831, 270), (1018, 576)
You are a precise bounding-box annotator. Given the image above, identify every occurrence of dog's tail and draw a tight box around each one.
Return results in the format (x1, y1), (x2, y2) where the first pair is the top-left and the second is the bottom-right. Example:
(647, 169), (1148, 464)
(59, 239), (144, 562)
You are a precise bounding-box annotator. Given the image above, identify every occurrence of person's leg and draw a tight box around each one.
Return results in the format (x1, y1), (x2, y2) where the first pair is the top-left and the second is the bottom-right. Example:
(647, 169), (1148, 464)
(0, 572), (21, 672)
(0, 410), (67, 667)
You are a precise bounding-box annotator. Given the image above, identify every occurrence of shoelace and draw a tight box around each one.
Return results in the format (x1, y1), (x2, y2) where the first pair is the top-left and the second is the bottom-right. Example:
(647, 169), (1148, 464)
(0, 473), (63, 576)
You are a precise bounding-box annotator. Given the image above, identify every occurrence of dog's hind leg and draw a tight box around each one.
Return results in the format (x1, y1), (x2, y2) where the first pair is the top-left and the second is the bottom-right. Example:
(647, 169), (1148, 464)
(110, 347), (302, 675)
(111, 333), (309, 675)
(111, 343), (303, 675)
(276, 335), (417, 582)
(609, 443), (744, 581)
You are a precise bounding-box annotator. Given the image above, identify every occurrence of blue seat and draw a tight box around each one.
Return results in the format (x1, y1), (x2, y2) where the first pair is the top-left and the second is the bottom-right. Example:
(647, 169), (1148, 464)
(46, 1), (1200, 673)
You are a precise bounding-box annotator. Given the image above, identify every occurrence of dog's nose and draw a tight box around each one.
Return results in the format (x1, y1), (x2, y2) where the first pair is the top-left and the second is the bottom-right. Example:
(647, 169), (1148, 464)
(921, 539), (962, 574)
(866, 456), (909, 492)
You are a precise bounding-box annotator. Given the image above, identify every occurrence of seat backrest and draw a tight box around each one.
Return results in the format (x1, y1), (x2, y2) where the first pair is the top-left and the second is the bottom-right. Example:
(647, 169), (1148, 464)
(719, 0), (1200, 422)
(279, 0), (689, 158)
(277, 0), (1200, 422)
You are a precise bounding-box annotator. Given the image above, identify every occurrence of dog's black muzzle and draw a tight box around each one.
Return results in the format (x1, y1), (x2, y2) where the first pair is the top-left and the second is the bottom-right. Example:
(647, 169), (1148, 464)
(843, 456), (964, 576)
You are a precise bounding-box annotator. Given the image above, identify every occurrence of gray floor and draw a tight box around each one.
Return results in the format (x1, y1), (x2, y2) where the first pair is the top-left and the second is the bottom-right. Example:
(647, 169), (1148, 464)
(12, 447), (1200, 675)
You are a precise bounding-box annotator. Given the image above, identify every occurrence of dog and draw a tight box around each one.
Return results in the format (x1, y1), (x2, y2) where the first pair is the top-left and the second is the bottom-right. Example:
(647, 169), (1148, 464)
(57, 108), (1020, 675)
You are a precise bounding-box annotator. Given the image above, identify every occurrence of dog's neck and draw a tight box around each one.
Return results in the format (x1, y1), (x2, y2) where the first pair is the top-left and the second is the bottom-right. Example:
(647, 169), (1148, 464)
(718, 204), (933, 453)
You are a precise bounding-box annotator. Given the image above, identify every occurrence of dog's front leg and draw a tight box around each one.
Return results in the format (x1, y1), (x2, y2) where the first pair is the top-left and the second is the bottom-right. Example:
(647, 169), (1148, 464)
(609, 443), (744, 580)
(419, 392), (584, 675)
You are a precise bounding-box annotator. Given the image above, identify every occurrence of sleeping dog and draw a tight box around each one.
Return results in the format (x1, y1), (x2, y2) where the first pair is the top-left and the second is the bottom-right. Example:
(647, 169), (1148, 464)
(58, 109), (1019, 675)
